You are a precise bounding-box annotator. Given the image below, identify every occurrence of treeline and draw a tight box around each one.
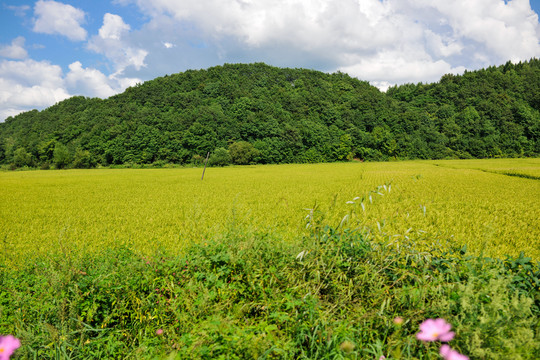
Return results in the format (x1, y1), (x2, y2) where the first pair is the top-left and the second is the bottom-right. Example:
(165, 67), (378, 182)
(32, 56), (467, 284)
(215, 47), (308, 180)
(0, 60), (538, 169)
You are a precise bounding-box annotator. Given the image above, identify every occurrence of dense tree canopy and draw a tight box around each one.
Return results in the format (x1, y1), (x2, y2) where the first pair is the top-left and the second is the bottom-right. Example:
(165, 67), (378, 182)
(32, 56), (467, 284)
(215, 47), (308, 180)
(1, 60), (538, 169)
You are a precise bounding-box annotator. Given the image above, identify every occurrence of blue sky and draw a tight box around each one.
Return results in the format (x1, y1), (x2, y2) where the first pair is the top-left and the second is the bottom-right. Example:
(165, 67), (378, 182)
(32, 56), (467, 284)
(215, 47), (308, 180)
(1, 0), (540, 121)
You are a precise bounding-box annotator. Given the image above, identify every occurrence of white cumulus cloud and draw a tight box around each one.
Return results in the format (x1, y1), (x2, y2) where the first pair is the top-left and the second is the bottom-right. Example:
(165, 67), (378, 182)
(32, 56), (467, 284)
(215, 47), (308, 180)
(0, 37), (28, 59)
(340, 51), (467, 91)
(65, 61), (116, 98)
(0, 59), (70, 120)
(424, 30), (464, 58)
(403, 0), (540, 64)
(33, 0), (87, 41)
(88, 13), (148, 75)
(66, 61), (142, 98)
(116, 0), (540, 88)
(0, 58), (142, 121)
(99, 13), (131, 40)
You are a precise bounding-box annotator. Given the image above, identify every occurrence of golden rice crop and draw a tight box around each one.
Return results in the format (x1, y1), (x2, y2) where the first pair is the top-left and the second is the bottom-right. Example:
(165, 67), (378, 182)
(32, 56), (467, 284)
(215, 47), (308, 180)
(431, 158), (540, 178)
(1, 158), (538, 266)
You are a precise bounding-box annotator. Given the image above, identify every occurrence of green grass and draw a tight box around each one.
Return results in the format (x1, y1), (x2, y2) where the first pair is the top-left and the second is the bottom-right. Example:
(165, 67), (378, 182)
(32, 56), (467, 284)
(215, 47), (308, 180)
(1, 216), (538, 359)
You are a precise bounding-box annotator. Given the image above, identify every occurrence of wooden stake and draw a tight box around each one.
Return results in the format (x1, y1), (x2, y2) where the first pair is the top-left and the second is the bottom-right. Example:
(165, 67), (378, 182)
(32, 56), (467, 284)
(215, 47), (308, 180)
(201, 152), (210, 180)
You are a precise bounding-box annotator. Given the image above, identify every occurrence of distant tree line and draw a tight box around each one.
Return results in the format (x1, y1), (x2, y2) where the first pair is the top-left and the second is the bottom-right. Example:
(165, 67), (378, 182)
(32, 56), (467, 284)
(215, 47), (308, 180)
(0, 60), (538, 169)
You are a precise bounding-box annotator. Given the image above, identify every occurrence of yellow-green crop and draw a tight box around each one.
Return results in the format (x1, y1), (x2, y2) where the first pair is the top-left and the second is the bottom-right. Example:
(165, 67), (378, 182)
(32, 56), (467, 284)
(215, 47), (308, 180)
(1, 158), (538, 266)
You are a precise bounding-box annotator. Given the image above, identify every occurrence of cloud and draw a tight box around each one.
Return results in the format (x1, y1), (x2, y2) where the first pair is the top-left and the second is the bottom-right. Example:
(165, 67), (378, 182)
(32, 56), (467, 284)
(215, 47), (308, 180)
(65, 61), (116, 98)
(116, 0), (540, 88)
(88, 13), (148, 75)
(65, 61), (142, 98)
(0, 59), (70, 120)
(120, 0), (386, 50)
(0, 59), (142, 121)
(0, 37), (28, 59)
(340, 51), (467, 91)
(1, 9), (146, 121)
(99, 13), (131, 40)
(5, 4), (31, 17)
(33, 0), (87, 41)
(424, 30), (463, 58)
(401, 0), (540, 64)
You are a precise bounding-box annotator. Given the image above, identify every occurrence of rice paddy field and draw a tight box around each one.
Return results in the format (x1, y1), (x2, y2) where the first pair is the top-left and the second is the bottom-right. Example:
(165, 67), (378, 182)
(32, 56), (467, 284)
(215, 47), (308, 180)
(1, 158), (539, 265)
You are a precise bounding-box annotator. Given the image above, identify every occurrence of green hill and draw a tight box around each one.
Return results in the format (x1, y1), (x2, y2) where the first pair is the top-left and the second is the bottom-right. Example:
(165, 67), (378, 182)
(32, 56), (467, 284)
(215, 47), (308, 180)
(1, 60), (539, 169)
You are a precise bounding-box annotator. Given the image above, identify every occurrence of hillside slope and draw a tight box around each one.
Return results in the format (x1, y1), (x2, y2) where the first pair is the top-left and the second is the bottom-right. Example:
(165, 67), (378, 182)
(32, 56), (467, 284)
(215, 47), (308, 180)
(0, 60), (538, 168)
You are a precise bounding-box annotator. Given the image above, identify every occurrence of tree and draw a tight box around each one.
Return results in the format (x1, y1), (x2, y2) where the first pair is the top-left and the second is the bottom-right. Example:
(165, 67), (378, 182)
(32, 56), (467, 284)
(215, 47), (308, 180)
(13, 147), (33, 168)
(334, 134), (354, 161)
(53, 143), (72, 169)
(208, 147), (231, 167)
(72, 148), (95, 168)
(38, 139), (57, 162)
(228, 141), (260, 165)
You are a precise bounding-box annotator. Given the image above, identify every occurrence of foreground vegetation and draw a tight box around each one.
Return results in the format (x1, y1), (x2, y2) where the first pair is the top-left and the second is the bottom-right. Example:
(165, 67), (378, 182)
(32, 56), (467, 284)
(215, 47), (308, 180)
(1, 199), (539, 358)
(1, 59), (539, 170)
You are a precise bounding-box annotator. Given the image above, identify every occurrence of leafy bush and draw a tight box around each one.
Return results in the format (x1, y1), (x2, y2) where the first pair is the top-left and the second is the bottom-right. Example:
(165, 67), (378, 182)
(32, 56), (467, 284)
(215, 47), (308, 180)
(72, 148), (96, 169)
(208, 147), (231, 167)
(191, 154), (205, 166)
(228, 141), (260, 165)
(13, 147), (33, 168)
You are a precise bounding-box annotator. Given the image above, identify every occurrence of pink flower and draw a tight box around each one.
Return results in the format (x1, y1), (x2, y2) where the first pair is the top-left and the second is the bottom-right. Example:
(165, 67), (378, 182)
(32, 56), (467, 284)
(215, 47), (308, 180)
(156, 329), (163, 335)
(440, 344), (469, 360)
(0, 335), (21, 360)
(416, 318), (455, 342)
(378, 356), (386, 360)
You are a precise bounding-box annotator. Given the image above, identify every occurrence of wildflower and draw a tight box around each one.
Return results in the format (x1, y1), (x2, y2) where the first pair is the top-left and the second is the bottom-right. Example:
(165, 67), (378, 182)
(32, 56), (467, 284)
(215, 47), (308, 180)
(416, 318), (455, 342)
(379, 356), (386, 360)
(156, 329), (163, 335)
(0, 335), (21, 360)
(393, 316), (404, 325)
(440, 344), (469, 360)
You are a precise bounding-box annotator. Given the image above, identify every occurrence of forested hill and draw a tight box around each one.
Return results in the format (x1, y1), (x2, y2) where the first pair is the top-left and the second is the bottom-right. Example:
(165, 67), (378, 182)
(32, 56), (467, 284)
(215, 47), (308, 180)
(1, 60), (539, 169)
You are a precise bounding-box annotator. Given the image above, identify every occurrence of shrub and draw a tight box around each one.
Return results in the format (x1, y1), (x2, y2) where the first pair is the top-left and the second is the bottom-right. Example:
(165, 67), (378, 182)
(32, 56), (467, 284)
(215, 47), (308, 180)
(13, 147), (33, 168)
(208, 147), (231, 166)
(72, 148), (96, 169)
(191, 154), (205, 166)
(228, 141), (260, 165)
